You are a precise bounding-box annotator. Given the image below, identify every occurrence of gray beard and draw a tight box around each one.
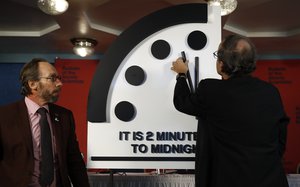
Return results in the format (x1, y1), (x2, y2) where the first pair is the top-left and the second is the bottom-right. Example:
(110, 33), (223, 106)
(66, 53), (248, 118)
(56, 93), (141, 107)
(40, 89), (59, 103)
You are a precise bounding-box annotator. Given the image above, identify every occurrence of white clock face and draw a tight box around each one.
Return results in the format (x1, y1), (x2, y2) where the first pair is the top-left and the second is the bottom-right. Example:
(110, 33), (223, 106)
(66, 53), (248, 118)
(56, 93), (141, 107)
(87, 4), (221, 169)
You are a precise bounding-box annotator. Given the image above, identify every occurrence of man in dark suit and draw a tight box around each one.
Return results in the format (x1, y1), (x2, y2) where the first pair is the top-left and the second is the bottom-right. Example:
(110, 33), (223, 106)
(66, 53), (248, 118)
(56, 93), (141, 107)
(171, 35), (289, 187)
(0, 58), (90, 187)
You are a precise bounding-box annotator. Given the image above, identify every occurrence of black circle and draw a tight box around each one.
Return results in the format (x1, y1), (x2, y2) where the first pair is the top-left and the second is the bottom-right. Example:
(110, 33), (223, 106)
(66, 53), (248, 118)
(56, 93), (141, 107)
(115, 101), (136, 122)
(125, 65), (146, 86)
(187, 30), (207, 50)
(151, 39), (171, 60)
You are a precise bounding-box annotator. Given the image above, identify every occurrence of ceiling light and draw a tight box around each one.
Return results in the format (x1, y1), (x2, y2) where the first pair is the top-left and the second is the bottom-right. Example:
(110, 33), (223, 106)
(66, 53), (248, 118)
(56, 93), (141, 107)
(37, 0), (69, 15)
(205, 0), (238, 16)
(70, 38), (98, 57)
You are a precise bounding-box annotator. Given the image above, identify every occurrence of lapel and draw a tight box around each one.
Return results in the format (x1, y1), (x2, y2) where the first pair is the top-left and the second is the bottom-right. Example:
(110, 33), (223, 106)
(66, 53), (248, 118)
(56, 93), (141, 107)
(17, 100), (34, 155)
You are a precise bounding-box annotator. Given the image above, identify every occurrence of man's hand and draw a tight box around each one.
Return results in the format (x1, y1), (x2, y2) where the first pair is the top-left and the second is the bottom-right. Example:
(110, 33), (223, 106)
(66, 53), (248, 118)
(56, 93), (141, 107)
(171, 58), (189, 74)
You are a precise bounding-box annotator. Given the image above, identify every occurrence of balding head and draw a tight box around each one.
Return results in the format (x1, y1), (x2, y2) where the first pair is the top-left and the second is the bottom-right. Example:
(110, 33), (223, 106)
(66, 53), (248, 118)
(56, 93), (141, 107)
(236, 39), (251, 52)
(216, 34), (257, 77)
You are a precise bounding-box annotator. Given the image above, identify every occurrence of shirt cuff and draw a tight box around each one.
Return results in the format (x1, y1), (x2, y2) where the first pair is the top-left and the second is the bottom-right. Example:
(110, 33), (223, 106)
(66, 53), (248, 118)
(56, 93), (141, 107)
(176, 73), (187, 80)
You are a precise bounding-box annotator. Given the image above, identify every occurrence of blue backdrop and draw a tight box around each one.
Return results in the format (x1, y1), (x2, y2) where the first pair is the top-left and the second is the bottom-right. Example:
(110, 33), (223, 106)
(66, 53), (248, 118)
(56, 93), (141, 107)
(0, 63), (24, 106)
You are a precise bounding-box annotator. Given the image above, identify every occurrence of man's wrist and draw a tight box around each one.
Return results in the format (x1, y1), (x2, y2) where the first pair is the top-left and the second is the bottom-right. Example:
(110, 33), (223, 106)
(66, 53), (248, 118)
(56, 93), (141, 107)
(176, 73), (186, 79)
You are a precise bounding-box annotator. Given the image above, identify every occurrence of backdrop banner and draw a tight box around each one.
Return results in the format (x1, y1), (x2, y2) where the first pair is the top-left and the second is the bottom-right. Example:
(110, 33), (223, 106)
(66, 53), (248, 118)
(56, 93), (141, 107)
(253, 59), (300, 173)
(54, 59), (99, 161)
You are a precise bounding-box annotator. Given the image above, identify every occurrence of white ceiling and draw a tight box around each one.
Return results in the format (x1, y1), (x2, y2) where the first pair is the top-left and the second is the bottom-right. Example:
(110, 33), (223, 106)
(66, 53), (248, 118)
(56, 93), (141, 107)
(1, 0), (300, 57)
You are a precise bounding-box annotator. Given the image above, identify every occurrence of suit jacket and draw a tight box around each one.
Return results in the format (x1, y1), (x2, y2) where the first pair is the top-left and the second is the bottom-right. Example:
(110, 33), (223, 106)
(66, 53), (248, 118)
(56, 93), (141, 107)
(173, 75), (289, 187)
(0, 99), (90, 187)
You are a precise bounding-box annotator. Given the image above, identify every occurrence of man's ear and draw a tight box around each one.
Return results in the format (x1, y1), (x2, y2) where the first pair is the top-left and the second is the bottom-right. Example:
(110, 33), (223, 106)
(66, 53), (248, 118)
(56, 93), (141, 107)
(28, 80), (38, 91)
(218, 61), (230, 80)
(219, 60), (224, 70)
(220, 60), (225, 65)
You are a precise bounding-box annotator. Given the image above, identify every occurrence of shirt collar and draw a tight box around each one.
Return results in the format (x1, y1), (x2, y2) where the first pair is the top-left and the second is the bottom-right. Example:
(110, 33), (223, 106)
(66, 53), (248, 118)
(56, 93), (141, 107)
(25, 97), (49, 115)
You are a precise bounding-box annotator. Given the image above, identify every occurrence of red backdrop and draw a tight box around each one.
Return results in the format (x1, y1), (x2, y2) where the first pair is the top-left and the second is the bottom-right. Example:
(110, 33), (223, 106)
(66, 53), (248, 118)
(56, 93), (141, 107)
(253, 59), (300, 173)
(54, 59), (99, 162)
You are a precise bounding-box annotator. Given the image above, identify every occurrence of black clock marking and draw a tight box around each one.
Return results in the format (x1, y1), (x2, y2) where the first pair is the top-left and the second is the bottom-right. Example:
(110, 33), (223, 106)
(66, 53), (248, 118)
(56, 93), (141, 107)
(187, 30), (207, 50)
(151, 39), (171, 60)
(125, 65), (146, 86)
(115, 101), (136, 122)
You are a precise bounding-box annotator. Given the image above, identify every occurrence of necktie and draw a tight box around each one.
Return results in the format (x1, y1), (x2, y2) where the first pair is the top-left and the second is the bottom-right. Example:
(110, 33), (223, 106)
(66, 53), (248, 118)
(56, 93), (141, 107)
(37, 107), (54, 186)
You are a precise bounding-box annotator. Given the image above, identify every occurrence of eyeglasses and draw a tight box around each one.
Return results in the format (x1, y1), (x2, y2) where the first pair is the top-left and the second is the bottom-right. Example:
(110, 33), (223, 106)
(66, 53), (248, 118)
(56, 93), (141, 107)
(39, 75), (62, 82)
(213, 51), (219, 59)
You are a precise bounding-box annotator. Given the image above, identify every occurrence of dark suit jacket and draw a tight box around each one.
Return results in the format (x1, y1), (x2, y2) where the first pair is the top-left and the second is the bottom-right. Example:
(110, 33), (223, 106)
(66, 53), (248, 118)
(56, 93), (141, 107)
(173, 75), (289, 187)
(0, 99), (90, 187)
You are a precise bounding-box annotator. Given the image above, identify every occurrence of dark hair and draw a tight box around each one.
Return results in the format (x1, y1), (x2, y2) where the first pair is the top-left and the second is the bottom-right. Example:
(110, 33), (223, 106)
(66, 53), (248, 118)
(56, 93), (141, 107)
(19, 58), (48, 96)
(217, 34), (257, 76)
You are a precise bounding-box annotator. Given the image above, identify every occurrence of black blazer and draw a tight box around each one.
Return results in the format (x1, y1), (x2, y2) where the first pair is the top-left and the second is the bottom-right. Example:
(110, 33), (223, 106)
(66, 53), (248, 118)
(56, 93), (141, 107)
(173, 75), (289, 187)
(0, 99), (90, 187)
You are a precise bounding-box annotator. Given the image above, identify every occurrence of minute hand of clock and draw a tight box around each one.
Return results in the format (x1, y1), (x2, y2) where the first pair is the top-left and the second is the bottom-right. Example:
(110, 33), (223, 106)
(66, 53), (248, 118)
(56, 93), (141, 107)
(181, 51), (194, 93)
